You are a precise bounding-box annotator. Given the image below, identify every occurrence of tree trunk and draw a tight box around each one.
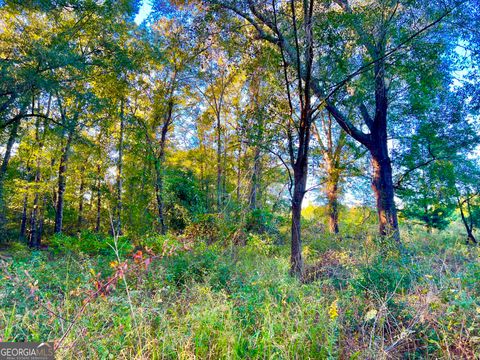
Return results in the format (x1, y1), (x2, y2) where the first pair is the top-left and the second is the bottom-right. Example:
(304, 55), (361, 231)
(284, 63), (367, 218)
(216, 112), (222, 211)
(20, 191), (29, 241)
(467, 231), (477, 244)
(154, 159), (166, 235)
(77, 169), (85, 231)
(290, 164), (307, 278)
(249, 146), (261, 210)
(0, 121), (19, 233)
(37, 194), (47, 245)
(458, 197), (478, 244)
(326, 177), (339, 234)
(236, 141), (242, 203)
(114, 99), (124, 236)
(368, 57), (400, 242)
(29, 167), (41, 248)
(371, 150), (399, 242)
(54, 130), (74, 234)
(95, 164), (102, 233)
(29, 118), (47, 248)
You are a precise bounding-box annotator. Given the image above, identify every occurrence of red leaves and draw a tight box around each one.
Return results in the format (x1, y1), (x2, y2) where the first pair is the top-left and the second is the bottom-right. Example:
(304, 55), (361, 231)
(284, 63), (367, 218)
(82, 237), (193, 305)
(133, 250), (143, 262)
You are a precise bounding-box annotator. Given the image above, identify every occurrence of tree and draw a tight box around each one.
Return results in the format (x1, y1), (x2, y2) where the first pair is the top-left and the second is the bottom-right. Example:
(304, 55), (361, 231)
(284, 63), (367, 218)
(454, 160), (480, 244)
(205, 0), (466, 246)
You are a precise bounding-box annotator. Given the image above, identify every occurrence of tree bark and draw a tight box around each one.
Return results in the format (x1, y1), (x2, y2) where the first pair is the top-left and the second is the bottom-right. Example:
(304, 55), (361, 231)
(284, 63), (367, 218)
(29, 166), (41, 248)
(458, 197), (478, 244)
(216, 111), (222, 211)
(95, 164), (102, 233)
(249, 145), (261, 210)
(290, 162), (307, 278)
(114, 99), (124, 236)
(236, 140), (242, 203)
(20, 192), (28, 241)
(37, 194), (47, 245)
(29, 117), (48, 248)
(326, 175), (340, 234)
(0, 121), (19, 234)
(153, 98), (173, 236)
(154, 158), (166, 235)
(54, 129), (74, 234)
(371, 146), (399, 242)
(77, 168), (85, 231)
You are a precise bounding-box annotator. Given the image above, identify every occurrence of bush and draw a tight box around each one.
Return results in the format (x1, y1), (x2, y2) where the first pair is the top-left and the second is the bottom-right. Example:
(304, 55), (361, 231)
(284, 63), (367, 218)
(138, 233), (192, 256)
(49, 232), (133, 256)
(185, 214), (222, 244)
(353, 255), (414, 298)
(242, 233), (274, 257)
(245, 209), (279, 235)
(164, 247), (220, 286)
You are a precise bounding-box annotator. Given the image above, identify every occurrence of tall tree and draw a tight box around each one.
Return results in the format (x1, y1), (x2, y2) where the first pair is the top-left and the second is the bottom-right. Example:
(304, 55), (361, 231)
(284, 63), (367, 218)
(206, 0), (464, 245)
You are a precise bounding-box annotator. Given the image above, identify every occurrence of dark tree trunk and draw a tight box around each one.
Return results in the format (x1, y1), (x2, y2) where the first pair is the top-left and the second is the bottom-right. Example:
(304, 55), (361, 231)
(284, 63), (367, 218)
(153, 99), (173, 236)
(114, 99), (124, 236)
(216, 112), (222, 211)
(29, 168), (41, 248)
(249, 146), (261, 210)
(236, 141), (242, 203)
(458, 197), (478, 244)
(37, 194), (47, 244)
(366, 58), (400, 242)
(0, 121), (19, 233)
(223, 137), (228, 203)
(467, 232), (477, 244)
(371, 149), (399, 241)
(154, 159), (166, 235)
(95, 164), (101, 233)
(77, 169), (85, 231)
(29, 117), (47, 248)
(20, 191), (29, 241)
(290, 161), (307, 278)
(54, 130), (74, 234)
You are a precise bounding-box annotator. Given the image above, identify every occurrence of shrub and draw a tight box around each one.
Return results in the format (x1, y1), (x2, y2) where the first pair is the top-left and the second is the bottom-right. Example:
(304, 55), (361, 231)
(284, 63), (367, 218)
(245, 209), (280, 236)
(138, 233), (192, 256)
(185, 214), (221, 244)
(353, 255), (414, 298)
(164, 248), (220, 287)
(242, 233), (274, 257)
(49, 232), (133, 256)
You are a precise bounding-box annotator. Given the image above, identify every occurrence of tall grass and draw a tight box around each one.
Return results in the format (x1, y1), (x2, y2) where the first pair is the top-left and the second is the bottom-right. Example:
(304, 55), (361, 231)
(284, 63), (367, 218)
(1, 227), (479, 359)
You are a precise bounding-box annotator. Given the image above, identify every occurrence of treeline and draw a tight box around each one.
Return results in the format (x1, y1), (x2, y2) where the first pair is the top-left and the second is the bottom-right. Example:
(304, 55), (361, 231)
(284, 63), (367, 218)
(0, 0), (479, 277)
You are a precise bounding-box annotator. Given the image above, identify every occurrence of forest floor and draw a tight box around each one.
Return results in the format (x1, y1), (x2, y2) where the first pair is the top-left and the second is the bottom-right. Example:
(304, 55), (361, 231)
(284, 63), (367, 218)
(1, 227), (479, 359)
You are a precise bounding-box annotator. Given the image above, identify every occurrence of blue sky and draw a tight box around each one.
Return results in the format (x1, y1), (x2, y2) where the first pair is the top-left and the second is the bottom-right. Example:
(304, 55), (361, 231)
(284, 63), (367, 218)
(135, 1), (152, 24)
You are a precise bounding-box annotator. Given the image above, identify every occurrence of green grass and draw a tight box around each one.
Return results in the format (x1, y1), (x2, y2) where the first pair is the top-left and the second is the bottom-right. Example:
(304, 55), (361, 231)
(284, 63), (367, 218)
(1, 228), (479, 359)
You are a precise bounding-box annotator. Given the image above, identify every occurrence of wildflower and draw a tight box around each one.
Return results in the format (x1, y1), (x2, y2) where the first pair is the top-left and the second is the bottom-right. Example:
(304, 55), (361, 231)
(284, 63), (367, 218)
(364, 309), (378, 321)
(329, 299), (339, 320)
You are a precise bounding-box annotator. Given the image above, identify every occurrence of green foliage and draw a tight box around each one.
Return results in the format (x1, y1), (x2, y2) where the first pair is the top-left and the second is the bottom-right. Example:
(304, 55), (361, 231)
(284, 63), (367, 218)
(242, 233), (275, 257)
(49, 232), (133, 256)
(164, 168), (206, 232)
(2, 229), (480, 358)
(245, 208), (282, 238)
(353, 254), (414, 298)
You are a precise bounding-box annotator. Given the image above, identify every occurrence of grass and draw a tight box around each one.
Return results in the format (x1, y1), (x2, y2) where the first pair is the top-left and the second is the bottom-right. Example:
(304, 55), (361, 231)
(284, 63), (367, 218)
(0, 227), (479, 359)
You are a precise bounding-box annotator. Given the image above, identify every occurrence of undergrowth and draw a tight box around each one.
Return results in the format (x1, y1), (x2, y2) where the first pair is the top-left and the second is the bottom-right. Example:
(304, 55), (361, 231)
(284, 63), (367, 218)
(1, 228), (479, 359)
